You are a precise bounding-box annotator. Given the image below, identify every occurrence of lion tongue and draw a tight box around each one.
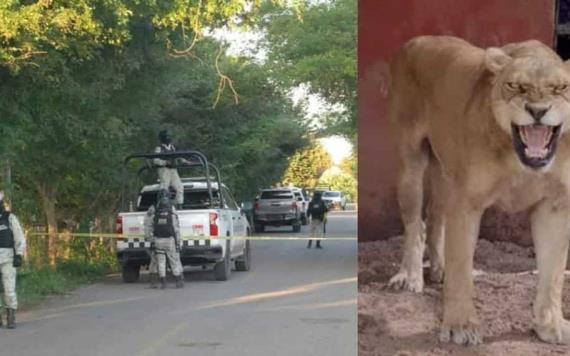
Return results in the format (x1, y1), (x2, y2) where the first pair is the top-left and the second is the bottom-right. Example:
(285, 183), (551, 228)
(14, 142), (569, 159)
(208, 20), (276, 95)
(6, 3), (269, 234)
(522, 126), (550, 158)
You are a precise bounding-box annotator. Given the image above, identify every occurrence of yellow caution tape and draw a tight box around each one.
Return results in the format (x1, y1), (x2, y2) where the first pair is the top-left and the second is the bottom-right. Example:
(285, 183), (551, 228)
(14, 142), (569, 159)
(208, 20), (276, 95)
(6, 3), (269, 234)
(27, 232), (356, 241)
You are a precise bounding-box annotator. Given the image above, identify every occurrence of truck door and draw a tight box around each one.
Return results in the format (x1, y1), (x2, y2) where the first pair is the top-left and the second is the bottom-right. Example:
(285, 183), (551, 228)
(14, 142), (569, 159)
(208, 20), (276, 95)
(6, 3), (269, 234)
(222, 187), (245, 255)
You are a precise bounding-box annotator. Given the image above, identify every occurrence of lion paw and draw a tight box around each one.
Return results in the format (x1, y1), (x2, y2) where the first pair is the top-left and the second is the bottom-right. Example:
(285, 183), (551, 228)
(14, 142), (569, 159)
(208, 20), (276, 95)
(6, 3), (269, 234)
(387, 271), (424, 292)
(439, 323), (482, 346)
(534, 318), (570, 344)
(429, 264), (444, 284)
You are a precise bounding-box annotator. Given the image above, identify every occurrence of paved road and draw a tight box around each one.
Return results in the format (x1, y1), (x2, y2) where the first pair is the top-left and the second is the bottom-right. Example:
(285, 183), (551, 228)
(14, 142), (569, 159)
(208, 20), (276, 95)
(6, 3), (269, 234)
(3, 211), (357, 356)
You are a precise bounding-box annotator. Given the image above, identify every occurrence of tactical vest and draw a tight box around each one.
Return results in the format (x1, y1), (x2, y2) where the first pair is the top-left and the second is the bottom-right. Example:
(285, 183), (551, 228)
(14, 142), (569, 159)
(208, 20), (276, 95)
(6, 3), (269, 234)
(0, 212), (14, 248)
(310, 201), (326, 220)
(159, 144), (176, 153)
(153, 206), (175, 238)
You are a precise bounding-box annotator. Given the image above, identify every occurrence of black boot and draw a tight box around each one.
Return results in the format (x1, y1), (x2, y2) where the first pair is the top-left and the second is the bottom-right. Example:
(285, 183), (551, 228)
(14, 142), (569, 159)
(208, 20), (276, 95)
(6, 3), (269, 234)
(160, 277), (167, 290)
(307, 240), (312, 249)
(316, 240), (323, 249)
(175, 275), (184, 289)
(149, 273), (159, 289)
(6, 309), (15, 329)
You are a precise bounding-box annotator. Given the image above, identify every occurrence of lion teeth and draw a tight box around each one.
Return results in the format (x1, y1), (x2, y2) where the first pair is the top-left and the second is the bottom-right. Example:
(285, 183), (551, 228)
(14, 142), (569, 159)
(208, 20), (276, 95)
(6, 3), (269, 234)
(524, 147), (548, 159)
(520, 128), (528, 144)
(545, 129), (552, 143)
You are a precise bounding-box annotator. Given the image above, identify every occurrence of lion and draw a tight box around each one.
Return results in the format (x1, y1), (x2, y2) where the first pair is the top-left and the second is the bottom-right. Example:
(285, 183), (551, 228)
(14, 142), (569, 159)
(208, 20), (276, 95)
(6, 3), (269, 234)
(386, 35), (570, 346)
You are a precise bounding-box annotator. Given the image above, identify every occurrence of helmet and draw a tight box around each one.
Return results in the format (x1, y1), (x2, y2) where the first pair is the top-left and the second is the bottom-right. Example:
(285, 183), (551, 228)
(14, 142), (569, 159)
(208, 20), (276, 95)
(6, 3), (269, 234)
(156, 189), (171, 208)
(158, 130), (172, 144)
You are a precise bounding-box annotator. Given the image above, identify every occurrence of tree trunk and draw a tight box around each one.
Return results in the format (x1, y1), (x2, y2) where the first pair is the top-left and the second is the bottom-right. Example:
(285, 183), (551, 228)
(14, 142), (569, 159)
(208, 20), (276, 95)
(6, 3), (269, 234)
(44, 199), (57, 267)
(37, 183), (58, 267)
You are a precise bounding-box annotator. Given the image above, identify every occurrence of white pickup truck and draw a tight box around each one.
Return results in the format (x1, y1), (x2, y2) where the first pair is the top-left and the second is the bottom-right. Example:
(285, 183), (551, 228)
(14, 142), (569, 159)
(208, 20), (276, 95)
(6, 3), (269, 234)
(116, 152), (251, 283)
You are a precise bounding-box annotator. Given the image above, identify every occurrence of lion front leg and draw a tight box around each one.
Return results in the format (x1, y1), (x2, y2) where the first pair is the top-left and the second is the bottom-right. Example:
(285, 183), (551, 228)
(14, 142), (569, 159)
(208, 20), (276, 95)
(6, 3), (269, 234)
(531, 200), (570, 344)
(388, 142), (429, 293)
(439, 201), (483, 346)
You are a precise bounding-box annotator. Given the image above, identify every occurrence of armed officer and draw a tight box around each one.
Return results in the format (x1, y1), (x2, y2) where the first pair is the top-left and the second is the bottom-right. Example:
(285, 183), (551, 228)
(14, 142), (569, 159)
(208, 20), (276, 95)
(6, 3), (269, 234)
(0, 191), (25, 328)
(144, 189), (184, 289)
(306, 191), (328, 249)
(153, 130), (185, 209)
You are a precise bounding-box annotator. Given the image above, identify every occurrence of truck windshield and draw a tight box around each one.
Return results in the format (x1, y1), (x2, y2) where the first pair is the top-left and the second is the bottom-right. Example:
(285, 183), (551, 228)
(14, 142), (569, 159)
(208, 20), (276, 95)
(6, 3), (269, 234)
(138, 190), (220, 211)
(260, 191), (293, 200)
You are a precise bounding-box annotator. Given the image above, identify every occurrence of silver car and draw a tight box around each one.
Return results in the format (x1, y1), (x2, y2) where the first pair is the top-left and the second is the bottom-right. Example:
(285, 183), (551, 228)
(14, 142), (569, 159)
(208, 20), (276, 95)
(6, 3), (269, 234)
(254, 188), (302, 233)
(321, 190), (347, 210)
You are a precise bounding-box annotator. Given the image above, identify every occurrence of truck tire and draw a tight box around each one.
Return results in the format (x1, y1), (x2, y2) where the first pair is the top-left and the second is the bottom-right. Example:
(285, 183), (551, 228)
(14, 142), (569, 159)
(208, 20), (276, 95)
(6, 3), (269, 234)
(122, 264), (140, 283)
(214, 240), (232, 281)
(292, 221), (301, 233)
(235, 239), (251, 272)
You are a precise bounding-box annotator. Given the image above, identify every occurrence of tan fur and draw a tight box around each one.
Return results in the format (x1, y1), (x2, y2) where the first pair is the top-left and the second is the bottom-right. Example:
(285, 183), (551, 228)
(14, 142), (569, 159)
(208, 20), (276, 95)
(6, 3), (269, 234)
(387, 36), (570, 345)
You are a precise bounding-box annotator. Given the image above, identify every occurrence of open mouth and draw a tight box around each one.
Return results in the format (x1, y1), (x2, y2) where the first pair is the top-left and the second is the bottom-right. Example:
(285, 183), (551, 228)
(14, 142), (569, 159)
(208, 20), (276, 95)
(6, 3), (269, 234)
(511, 123), (561, 169)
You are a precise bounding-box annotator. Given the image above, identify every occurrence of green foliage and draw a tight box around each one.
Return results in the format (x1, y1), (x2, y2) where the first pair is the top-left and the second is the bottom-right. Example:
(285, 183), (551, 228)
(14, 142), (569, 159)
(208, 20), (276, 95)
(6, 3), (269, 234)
(318, 172), (357, 202)
(260, 0), (356, 137)
(0, 0), (303, 71)
(282, 141), (332, 189)
(17, 260), (114, 306)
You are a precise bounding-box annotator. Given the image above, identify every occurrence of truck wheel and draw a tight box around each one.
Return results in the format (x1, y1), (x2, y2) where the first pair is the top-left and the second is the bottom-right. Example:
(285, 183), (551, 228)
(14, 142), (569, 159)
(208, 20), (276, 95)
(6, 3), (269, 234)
(292, 221), (301, 233)
(235, 239), (251, 272)
(122, 264), (140, 283)
(214, 240), (232, 281)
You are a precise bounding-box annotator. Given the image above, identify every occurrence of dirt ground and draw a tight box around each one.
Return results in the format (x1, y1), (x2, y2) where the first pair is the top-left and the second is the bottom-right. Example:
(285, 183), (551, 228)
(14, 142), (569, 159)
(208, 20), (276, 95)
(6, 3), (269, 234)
(359, 236), (570, 356)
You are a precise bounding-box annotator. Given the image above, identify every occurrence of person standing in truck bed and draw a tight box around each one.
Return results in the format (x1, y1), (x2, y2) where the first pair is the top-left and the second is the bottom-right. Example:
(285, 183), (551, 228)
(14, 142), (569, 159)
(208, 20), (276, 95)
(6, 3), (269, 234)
(153, 130), (185, 210)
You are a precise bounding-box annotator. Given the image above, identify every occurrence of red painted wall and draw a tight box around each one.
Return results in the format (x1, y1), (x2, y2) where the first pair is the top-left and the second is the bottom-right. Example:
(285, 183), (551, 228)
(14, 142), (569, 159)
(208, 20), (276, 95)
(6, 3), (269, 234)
(358, 0), (556, 242)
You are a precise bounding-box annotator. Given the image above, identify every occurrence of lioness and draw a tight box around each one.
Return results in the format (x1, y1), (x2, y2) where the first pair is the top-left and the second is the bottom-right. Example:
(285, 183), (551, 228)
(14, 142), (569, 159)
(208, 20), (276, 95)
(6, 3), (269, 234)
(387, 35), (570, 345)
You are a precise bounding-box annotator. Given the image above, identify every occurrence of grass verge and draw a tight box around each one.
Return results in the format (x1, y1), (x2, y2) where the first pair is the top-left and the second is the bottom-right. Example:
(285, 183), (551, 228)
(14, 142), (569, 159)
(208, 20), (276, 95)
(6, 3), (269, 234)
(15, 260), (117, 307)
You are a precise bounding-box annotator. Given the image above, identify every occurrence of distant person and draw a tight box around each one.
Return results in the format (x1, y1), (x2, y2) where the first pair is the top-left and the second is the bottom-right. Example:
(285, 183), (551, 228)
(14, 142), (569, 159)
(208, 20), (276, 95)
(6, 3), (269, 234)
(154, 130), (184, 209)
(306, 191), (328, 249)
(144, 189), (184, 289)
(0, 191), (25, 328)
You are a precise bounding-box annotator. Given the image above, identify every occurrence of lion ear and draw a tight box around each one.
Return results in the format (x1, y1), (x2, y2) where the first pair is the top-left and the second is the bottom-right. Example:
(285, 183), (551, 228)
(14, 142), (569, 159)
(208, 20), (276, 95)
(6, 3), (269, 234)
(485, 47), (512, 74)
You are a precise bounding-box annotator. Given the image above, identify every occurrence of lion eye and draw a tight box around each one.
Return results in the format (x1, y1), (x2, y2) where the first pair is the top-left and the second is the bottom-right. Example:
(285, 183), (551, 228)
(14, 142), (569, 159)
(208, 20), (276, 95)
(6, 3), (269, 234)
(505, 82), (527, 93)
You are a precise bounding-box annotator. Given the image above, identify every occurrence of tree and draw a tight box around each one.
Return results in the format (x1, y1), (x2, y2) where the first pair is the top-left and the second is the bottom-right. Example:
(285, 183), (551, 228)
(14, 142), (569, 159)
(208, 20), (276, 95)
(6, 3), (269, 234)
(282, 141), (332, 189)
(260, 0), (356, 137)
(340, 153), (357, 178)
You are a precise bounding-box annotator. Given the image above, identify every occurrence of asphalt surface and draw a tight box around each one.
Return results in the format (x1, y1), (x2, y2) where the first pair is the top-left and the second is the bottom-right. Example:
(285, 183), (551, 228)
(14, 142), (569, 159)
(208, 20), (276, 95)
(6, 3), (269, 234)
(2, 211), (357, 356)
